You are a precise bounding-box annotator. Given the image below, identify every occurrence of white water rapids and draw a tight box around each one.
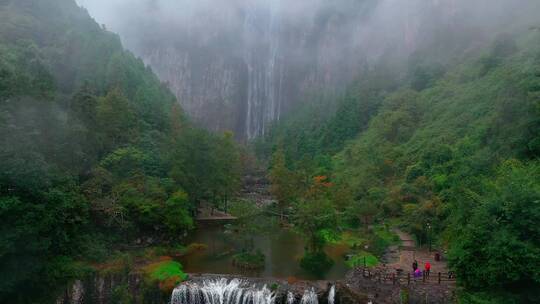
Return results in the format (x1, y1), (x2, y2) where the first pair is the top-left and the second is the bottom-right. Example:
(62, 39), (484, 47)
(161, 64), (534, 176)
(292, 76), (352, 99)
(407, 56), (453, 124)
(171, 279), (334, 304)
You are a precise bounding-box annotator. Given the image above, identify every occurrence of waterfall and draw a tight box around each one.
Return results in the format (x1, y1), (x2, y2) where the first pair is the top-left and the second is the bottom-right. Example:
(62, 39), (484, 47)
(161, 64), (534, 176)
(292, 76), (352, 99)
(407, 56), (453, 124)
(287, 291), (295, 304)
(243, 0), (283, 139)
(328, 286), (335, 304)
(171, 279), (334, 304)
(171, 279), (275, 304)
(299, 288), (318, 304)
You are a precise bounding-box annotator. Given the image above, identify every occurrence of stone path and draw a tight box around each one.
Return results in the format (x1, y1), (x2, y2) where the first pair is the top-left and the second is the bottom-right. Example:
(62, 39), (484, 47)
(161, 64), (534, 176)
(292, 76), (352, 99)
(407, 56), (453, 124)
(390, 229), (449, 276)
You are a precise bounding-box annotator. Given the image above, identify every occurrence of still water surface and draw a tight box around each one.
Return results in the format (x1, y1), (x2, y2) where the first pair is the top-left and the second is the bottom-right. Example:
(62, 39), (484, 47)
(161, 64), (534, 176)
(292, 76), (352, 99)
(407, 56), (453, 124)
(179, 224), (349, 280)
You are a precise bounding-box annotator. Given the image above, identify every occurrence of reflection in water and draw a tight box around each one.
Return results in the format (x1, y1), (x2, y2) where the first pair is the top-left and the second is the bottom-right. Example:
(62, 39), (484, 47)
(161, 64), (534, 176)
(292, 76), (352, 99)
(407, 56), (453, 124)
(180, 224), (349, 280)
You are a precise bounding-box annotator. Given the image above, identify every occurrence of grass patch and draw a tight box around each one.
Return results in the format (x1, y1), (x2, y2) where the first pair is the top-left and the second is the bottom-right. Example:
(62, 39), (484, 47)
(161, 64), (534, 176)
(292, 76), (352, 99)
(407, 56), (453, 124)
(345, 251), (379, 268)
(142, 257), (187, 293)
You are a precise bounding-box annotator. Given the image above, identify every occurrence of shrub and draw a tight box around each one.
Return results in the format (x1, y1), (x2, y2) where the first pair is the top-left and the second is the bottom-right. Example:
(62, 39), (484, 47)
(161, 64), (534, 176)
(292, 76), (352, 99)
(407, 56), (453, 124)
(142, 258), (187, 293)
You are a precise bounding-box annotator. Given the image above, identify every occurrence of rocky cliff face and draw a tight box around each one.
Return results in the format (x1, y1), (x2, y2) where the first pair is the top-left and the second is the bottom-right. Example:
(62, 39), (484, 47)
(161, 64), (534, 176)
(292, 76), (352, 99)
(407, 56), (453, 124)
(128, 0), (366, 139)
(78, 0), (366, 139)
(56, 273), (155, 304)
(80, 0), (539, 139)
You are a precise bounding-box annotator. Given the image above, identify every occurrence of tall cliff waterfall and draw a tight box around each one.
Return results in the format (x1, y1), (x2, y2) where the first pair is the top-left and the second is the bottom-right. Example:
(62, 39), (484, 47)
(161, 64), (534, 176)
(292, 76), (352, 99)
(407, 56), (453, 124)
(130, 0), (364, 140)
(171, 279), (333, 304)
(243, 0), (283, 139)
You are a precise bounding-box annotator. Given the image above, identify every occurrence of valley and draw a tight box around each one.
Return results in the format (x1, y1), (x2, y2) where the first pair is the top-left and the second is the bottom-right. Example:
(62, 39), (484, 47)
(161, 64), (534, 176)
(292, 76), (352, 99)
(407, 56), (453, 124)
(1, 0), (540, 303)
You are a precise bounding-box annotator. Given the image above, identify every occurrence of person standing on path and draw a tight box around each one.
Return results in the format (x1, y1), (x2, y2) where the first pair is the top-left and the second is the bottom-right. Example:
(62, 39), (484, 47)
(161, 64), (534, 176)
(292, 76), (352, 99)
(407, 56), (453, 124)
(412, 259), (418, 272)
(425, 261), (431, 277)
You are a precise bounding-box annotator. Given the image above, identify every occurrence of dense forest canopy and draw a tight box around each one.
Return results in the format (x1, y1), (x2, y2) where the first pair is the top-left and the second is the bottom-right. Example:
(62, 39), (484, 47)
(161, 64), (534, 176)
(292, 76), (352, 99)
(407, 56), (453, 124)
(256, 18), (540, 304)
(0, 0), (241, 302)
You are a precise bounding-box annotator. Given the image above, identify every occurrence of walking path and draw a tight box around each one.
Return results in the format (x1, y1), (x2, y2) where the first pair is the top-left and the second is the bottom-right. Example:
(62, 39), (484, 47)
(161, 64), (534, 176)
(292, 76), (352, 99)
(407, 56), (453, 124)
(343, 229), (456, 303)
(387, 229), (453, 284)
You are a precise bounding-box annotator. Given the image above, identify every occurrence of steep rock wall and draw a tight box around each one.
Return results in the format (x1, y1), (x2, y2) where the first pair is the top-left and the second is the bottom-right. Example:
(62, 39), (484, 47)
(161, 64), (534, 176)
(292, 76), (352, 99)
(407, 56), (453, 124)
(80, 0), (540, 139)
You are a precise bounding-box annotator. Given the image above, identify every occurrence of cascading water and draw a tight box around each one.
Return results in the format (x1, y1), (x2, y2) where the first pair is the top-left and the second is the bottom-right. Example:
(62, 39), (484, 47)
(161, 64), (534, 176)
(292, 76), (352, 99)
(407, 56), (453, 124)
(299, 288), (318, 304)
(328, 286), (335, 304)
(287, 292), (295, 304)
(171, 279), (275, 304)
(170, 278), (337, 304)
(243, 0), (283, 139)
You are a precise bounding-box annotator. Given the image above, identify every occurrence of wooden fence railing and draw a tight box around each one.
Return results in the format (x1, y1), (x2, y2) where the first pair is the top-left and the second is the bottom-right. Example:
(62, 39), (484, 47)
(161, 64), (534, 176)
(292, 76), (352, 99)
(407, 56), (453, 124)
(355, 267), (456, 286)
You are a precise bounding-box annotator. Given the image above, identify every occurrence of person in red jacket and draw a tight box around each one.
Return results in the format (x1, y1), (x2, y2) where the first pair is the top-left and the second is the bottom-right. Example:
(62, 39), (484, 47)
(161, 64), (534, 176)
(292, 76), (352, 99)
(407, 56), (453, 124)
(424, 261), (431, 277)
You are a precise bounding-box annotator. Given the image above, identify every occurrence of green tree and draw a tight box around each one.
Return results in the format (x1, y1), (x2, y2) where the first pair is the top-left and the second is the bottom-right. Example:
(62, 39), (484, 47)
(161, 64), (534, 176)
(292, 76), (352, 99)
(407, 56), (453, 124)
(100, 146), (151, 179)
(269, 147), (297, 220)
(294, 194), (337, 275)
(96, 88), (137, 152)
(164, 191), (194, 235)
(0, 172), (88, 302)
(169, 128), (214, 204)
(212, 131), (241, 212)
(448, 160), (540, 293)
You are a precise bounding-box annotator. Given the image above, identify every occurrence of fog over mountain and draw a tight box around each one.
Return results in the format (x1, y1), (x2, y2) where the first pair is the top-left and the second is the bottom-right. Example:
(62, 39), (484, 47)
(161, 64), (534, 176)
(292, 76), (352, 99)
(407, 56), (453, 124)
(77, 0), (540, 139)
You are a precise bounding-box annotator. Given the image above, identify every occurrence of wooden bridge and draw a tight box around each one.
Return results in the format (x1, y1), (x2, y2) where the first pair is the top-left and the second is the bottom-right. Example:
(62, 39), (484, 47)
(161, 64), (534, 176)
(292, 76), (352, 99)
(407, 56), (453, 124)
(195, 202), (237, 222)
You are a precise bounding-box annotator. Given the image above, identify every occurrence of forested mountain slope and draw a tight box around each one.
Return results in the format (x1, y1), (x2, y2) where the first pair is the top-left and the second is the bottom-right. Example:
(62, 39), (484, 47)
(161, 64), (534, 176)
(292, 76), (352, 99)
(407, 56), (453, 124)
(0, 0), (240, 302)
(257, 28), (540, 302)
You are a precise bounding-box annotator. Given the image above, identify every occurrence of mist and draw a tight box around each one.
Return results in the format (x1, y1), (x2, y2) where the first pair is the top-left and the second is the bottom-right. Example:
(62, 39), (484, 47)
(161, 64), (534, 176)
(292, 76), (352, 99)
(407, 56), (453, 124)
(75, 0), (540, 138)
(76, 0), (540, 57)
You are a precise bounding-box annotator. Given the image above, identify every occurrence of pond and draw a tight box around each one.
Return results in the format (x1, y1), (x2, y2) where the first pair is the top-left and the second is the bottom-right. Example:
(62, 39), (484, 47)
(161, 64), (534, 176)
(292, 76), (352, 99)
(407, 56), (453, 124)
(179, 222), (351, 280)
